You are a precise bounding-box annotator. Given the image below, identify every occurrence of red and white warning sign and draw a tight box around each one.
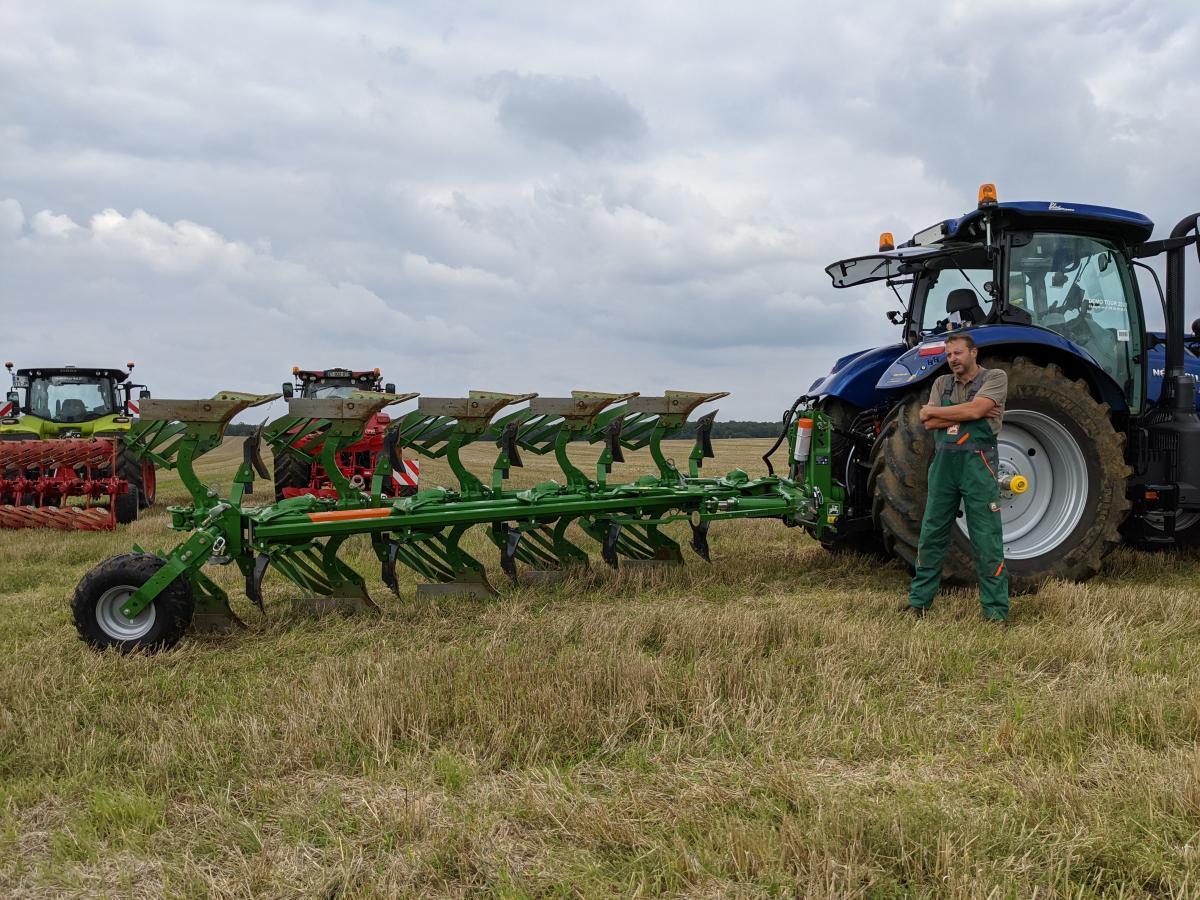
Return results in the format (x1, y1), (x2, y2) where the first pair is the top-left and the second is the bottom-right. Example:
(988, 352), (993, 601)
(393, 458), (420, 489)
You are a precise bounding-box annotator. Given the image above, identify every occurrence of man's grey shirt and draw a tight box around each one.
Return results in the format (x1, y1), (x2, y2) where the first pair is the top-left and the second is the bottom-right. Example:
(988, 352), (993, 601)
(927, 367), (1008, 435)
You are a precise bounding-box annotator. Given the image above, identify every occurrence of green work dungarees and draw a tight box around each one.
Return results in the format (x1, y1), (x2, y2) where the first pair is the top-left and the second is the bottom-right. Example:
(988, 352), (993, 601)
(907, 373), (1009, 620)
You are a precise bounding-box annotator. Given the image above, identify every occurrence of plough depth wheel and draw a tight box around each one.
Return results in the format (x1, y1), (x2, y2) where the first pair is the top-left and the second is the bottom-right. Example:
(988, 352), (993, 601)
(72, 553), (195, 652)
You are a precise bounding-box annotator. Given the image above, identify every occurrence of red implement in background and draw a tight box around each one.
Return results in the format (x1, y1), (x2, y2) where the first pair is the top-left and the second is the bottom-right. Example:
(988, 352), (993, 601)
(0, 439), (128, 530)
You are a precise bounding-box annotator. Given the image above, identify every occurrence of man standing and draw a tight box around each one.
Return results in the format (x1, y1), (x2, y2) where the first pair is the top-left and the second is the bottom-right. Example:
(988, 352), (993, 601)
(904, 332), (1010, 622)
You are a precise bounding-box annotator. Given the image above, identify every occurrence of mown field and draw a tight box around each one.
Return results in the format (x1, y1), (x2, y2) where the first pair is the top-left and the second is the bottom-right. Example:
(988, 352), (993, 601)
(1, 437), (1199, 898)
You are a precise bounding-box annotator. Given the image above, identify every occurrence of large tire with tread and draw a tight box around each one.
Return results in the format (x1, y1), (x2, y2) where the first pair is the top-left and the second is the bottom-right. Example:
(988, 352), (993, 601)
(72, 553), (194, 653)
(812, 397), (887, 556)
(273, 450), (312, 501)
(113, 483), (139, 524)
(870, 357), (1130, 590)
(115, 440), (155, 509)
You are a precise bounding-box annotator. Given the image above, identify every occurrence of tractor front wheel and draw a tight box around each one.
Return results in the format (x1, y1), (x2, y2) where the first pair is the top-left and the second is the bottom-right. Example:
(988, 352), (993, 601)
(871, 357), (1130, 590)
(72, 553), (194, 653)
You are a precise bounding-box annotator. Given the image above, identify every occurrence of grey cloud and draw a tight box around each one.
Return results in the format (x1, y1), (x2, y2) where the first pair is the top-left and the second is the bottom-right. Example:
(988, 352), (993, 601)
(480, 72), (648, 154)
(1, 1), (1199, 419)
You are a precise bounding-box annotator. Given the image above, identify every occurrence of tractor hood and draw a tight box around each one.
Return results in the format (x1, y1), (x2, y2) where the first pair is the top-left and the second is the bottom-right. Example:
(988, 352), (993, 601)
(874, 324), (1128, 409)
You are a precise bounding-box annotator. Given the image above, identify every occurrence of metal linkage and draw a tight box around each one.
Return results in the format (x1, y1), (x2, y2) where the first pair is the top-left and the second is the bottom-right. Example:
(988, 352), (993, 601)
(0, 439), (124, 530)
(73, 387), (843, 652)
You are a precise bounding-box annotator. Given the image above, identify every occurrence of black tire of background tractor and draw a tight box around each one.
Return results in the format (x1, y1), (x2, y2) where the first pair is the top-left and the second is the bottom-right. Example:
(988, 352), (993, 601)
(273, 450), (312, 501)
(1121, 512), (1200, 551)
(810, 397), (887, 557)
(114, 483), (140, 524)
(869, 357), (1130, 591)
(72, 552), (194, 653)
(115, 441), (155, 509)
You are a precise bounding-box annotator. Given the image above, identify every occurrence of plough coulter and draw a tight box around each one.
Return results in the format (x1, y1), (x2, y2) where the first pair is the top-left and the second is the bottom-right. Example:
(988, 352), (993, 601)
(72, 388), (842, 652)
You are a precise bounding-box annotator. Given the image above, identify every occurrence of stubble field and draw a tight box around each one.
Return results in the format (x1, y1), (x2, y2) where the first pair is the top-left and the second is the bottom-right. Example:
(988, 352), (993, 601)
(1, 437), (1199, 898)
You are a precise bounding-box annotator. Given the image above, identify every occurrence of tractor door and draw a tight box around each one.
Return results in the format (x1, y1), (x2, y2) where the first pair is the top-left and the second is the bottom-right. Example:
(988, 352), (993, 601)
(1006, 232), (1145, 412)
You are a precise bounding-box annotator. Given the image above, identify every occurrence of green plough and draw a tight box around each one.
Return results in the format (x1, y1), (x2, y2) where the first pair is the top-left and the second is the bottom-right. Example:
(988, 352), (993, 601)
(71, 389), (842, 652)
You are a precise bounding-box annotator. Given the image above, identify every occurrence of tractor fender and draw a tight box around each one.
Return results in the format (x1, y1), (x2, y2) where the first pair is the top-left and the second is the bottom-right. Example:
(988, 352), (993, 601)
(873, 325), (1129, 411)
(807, 343), (907, 408)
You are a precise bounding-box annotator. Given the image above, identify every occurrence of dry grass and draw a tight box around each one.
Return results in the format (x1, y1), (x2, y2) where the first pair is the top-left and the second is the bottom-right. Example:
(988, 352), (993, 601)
(2, 438), (1200, 897)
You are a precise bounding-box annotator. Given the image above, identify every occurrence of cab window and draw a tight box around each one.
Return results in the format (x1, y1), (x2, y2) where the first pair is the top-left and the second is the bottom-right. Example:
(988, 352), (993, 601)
(1008, 233), (1142, 403)
(29, 377), (117, 422)
(919, 266), (994, 332)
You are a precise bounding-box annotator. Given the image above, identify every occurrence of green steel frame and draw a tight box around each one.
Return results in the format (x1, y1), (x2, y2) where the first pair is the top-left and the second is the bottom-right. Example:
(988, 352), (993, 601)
(83, 387), (843, 649)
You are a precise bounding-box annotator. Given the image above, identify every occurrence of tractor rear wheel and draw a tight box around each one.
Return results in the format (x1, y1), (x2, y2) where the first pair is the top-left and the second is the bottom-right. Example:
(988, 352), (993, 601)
(113, 484), (139, 524)
(871, 357), (1130, 590)
(115, 440), (155, 509)
(811, 397), (886, 556)
(273, 450), (312, 501)
(72, 553), (194, 653)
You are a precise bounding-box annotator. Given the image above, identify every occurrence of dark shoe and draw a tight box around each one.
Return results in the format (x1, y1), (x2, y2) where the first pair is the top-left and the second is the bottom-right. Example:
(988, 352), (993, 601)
(982, 616), (1009, 627)
(900, 604), (928, 618)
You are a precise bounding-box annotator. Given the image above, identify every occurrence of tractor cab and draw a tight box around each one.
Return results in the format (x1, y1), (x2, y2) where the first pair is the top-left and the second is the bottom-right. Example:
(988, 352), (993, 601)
(282, 367), (396, 401)
(2, 363), (149, 438)
(824, 186), (1156, 411)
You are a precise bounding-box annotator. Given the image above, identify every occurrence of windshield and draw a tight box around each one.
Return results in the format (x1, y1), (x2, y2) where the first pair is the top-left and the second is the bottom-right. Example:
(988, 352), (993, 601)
(29, 376), (117, 422)
(919, 266), (994, 332)
(1008, 232), (1142, 400)
(303, 382), (361, 399)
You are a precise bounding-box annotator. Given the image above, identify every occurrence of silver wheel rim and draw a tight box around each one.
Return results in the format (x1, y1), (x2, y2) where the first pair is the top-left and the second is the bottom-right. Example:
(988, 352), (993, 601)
(956, 410), (1089, 560)
(95, 584), (156, 641)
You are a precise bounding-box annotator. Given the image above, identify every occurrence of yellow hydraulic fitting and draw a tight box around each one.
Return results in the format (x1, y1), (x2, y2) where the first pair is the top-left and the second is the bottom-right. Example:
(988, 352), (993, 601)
(1001, 474), (1029, 494)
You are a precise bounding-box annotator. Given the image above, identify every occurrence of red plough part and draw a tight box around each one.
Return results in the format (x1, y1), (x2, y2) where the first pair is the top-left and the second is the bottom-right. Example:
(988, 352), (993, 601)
(0, 439), (126, 530)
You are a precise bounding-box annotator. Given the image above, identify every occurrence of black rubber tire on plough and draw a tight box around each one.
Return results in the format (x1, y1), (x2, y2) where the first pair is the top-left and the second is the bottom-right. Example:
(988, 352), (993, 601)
(869, 357), (1130, 592)
(272, 450), (311, 501)
(72, 553), (194, 653)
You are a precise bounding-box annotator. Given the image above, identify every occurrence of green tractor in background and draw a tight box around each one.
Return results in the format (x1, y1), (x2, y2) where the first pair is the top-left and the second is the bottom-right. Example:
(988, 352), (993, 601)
(1, 362), (156, 527)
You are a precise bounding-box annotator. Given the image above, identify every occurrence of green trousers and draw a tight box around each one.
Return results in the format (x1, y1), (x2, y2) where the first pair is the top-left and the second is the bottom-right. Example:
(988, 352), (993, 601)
(908, 448), (1009, 620)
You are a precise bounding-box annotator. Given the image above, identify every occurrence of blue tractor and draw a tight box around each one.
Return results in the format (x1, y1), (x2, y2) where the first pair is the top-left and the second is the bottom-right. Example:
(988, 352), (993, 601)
(808, 184), (1200, 588)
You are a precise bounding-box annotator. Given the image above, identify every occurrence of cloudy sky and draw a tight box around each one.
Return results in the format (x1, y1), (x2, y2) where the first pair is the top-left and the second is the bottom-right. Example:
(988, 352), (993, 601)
(2, 0), (1198, 418)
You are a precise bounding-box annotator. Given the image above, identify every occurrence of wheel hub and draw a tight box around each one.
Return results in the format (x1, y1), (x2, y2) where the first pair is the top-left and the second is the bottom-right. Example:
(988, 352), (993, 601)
(956, 409), (1088, 560)
(95, 584), (156, 641)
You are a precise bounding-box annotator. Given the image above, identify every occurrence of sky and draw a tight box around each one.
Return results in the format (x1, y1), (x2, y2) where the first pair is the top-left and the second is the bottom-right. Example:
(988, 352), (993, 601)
(2, 0), (1199, 419)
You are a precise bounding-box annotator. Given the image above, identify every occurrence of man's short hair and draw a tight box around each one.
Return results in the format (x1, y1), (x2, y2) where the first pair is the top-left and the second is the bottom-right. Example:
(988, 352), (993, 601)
(945, 332), (977, 351)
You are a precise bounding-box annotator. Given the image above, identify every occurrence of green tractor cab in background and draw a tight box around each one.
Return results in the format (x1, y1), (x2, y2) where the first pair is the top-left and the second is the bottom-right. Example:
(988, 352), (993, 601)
(1, 362), (156, 526)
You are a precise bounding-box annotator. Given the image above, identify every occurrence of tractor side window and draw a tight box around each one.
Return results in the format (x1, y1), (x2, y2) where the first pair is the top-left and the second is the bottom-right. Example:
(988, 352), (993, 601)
(919, 267), (993, 332)
(29, 377), (117, 422)
(1009, 233), (1142, 401)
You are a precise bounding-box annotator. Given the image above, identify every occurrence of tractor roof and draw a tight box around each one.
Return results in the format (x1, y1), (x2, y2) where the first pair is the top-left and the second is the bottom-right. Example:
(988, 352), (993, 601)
(295, 368), (381, 380)
(17, 366), (131, 382)
(912, 200), (1154, 248)
(826, 197), (1157, 289)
